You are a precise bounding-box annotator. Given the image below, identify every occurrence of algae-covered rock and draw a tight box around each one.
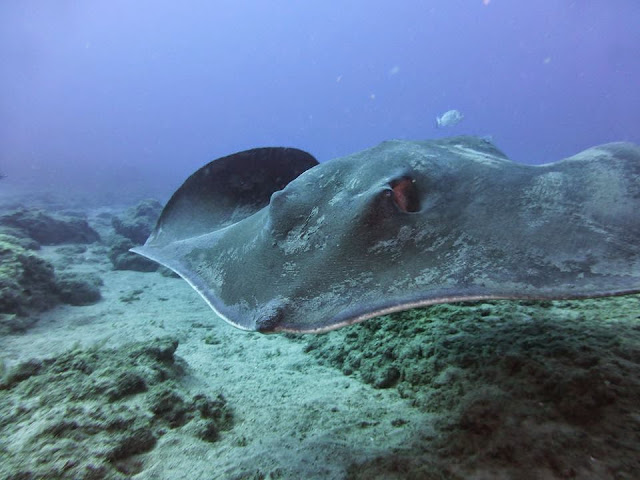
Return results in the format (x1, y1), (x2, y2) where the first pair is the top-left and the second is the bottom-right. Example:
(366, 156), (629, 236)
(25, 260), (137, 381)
(0, 208), (100, 245)
(0, 236), (104, 326)
(108, 234), (158, 272)
(111, 199), (162, 245)
(105, 200), (164, 272)
(0, 235), (60, 320)
(56, 272), (103, 306)
(0, 337), (234, 480)
(0, 231), (40, 250)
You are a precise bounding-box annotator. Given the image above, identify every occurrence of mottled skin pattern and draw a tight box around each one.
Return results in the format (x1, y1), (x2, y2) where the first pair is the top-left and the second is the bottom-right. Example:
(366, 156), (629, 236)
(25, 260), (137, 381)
(133, 136), (640, 333)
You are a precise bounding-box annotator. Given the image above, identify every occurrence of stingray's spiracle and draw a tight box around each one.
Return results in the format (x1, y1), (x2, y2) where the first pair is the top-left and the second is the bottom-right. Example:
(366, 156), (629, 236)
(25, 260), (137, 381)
(389, 176), (420, 213)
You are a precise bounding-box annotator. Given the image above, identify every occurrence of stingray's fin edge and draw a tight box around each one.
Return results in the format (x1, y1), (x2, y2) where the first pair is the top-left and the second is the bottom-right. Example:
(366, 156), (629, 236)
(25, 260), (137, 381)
(130, 246), (255, 332)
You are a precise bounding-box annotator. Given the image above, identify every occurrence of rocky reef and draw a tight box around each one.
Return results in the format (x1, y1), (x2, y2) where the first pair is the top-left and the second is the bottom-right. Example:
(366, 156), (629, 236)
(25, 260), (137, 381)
(0, 234), (103, 334)
(111, 199), (162, 245)
(296, 296), (640, 478)
(108, 199), (162, 272)
(0, 199), (171, 332)
(0, 208), (100, 245)
(0, 234), (60, 329)
(0, 337), (234, 479)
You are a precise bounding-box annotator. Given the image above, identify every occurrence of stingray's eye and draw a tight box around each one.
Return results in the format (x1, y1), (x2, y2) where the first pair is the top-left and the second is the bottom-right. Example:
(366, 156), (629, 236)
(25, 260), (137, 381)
(389, 176), (420, 213)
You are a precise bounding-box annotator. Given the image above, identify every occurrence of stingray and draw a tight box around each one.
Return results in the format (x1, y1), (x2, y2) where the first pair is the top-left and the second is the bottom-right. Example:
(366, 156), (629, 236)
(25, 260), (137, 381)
(132, 136), (640, 333)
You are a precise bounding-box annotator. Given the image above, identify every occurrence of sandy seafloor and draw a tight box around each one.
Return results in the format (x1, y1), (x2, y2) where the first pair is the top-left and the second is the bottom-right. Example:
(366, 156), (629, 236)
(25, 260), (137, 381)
(1, 195), (639, 480)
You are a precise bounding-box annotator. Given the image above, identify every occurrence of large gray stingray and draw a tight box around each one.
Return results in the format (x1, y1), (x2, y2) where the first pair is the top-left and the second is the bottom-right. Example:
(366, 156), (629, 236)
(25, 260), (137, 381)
(132, 136), (640, 333)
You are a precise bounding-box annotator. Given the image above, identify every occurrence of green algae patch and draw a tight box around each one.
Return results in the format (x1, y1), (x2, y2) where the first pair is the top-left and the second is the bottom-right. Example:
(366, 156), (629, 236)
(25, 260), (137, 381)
(0, 337), (234, 480)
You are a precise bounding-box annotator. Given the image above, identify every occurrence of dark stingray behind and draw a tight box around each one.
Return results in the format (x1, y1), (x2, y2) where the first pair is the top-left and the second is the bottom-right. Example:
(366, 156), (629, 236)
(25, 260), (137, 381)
(132, 136), (640, 333)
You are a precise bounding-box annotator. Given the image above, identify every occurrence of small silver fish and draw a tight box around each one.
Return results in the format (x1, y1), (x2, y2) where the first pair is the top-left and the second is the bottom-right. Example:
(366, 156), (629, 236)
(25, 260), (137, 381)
(436, 109), (464, 128)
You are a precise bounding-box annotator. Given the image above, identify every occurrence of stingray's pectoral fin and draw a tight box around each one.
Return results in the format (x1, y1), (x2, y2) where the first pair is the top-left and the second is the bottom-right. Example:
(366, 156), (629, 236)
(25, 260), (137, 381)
(130, 146), (318, 329)
(143, 147), (318, 249)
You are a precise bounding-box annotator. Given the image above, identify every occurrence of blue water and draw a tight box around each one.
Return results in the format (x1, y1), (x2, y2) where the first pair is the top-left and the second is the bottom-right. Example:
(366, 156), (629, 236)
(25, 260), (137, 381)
(1, 1), (639, 199)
